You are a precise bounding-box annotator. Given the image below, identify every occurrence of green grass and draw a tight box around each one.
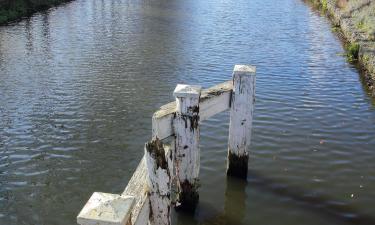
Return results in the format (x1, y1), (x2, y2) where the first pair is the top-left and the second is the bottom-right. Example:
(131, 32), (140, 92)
(346, 42), (360, 62)
(0, 0), (27, 24)
(362, 54), (370, 63)
(321, 0), (328, 11)
(331, 25), (340, 32)
(0, 0), (70, 25)
(347, 1), (375, 37)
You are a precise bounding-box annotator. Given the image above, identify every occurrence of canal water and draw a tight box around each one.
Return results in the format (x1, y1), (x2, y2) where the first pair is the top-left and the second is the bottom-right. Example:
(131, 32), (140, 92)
(1, 0), (374, 224)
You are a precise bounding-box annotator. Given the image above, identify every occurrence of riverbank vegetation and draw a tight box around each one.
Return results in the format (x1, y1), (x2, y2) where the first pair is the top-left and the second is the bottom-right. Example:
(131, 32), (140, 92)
(343, 0), (375, 40)
(0, 0), (71, 25)
(346, 42), (360, 62)
(311, 0), (375, 93)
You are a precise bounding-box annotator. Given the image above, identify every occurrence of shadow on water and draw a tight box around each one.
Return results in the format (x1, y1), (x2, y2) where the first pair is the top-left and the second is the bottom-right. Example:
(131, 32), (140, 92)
(174, 176), (247, 225)
(195, 171), (375, 225)
(357, 67), (375, 105)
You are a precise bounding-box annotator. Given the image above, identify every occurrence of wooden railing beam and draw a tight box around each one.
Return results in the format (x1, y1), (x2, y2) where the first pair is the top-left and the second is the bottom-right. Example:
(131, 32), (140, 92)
(78, 65), (257, 224)
(152, 81), (232, 140)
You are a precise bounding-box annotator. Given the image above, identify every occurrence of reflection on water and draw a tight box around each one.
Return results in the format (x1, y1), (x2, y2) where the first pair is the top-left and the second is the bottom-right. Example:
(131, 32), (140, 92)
(186, 173), (375, 225)
(0, 0), (375, 224)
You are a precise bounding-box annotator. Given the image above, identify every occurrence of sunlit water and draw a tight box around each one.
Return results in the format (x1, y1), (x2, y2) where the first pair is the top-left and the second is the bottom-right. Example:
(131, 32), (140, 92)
(0, 0), (374, 224)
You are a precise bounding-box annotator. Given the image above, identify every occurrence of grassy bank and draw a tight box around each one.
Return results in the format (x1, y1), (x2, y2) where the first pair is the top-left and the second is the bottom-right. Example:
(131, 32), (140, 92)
(0, 0), (71, 25)
(310, 0), (375, 93)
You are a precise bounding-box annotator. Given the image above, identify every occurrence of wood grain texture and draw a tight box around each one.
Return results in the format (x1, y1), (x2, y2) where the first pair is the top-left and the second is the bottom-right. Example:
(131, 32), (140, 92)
(145, 139), (172, 225)
(152, 81), (232, 140)
(227, 65), (256, 178)
(123, 157), (150, 225)
(173, 85), (201, 210)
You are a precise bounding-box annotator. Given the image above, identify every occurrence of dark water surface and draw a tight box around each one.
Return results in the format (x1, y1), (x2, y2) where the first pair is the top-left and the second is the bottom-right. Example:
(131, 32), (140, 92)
(0, 0), (374, 224)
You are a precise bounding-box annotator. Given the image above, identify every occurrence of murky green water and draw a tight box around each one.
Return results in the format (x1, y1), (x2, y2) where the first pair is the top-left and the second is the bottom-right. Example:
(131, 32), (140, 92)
(0, 0), (374, 224)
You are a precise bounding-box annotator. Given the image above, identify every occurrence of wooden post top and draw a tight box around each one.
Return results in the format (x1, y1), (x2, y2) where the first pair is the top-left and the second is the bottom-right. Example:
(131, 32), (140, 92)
(77, 192), (135, 225)
(173, 84), (202, 98)
(233, 65), (256, 75)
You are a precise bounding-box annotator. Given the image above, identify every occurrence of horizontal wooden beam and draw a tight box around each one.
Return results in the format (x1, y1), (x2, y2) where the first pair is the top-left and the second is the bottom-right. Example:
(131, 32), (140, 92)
(200, 80), (232, 121)
(152, 81), (233, 140)
(122, 156), (149, 225)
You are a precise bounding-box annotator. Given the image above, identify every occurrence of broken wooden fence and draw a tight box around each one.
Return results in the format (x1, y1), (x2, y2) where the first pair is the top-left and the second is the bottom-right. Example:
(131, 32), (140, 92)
(77, 65), (256, 225)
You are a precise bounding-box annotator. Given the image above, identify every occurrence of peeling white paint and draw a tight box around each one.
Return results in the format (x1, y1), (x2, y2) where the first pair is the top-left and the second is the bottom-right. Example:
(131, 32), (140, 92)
(78, 66), (257, 225)
(145, 141), (172, 225)
(77, 192), (135, 225)
(173, 84), (201, 204)
(152, 81), (232, 140)
(227, 65), (256, 174)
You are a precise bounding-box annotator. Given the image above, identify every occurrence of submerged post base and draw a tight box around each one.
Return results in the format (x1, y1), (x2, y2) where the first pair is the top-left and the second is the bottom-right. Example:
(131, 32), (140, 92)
(176, 180), (199, 212)
(226, 152), (248, 179)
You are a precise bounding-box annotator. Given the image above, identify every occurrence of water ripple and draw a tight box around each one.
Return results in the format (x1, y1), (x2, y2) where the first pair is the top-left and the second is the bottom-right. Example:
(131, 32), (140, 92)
(0, 0), (375, 224)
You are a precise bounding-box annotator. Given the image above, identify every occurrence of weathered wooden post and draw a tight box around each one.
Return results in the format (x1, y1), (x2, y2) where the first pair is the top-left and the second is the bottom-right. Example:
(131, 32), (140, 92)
(77, 67), (259, 224)
(227, 65), (256, 179)
(173, 84), (202, 210)
(145, 139), (172, 225)
(77, 192), (135, 225)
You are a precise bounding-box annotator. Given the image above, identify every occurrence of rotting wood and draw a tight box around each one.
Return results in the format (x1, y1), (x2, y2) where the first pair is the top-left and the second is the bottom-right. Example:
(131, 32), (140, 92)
(121, 143), (173, 225)
(145, 139), (173, 225)
(78, 66), (258, 224)
(173, 84), (201, 211)
(227, 65), (256, 179)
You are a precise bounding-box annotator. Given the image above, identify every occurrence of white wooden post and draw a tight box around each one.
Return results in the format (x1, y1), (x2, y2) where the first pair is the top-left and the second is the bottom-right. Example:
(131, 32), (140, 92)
(77, 192), (135, 225)
(173, 84), (201, 210)
(227, 65), (256, 178)
(145, 139), (172, 225)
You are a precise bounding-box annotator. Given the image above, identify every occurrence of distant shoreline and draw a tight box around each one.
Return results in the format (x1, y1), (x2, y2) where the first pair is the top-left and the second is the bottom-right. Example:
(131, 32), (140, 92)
(309, 0), (375, 94)
(0, 0), (72, 25)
